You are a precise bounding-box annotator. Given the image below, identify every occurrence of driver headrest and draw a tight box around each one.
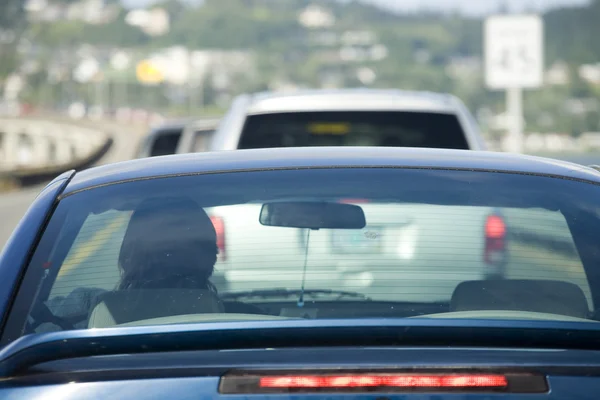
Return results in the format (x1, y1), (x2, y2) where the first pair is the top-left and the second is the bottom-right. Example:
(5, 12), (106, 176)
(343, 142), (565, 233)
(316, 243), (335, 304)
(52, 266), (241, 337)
(119, 197), (217, 277)
(450, 279), (589, 319)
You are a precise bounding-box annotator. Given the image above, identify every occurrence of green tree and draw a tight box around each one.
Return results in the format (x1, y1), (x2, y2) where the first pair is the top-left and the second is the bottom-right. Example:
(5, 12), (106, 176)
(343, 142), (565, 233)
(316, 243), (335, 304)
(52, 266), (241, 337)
(0, 0), (26, 78)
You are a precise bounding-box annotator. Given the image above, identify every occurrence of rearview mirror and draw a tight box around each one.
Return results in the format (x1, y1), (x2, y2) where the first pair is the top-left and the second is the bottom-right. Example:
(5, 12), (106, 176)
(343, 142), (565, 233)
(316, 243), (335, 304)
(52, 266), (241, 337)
(259, 201), (366, 230)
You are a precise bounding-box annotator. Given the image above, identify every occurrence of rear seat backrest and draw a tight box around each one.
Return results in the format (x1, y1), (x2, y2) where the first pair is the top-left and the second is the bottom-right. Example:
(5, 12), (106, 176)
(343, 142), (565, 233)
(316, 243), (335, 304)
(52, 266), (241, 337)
(450, 279), (589, 319)
(88, 289), (224, 328)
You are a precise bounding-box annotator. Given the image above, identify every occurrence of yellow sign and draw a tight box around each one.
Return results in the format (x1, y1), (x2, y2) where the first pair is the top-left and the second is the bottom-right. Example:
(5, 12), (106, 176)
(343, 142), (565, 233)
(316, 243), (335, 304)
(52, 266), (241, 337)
(136, 60), (163, 84)
(308, 122), (350, 135)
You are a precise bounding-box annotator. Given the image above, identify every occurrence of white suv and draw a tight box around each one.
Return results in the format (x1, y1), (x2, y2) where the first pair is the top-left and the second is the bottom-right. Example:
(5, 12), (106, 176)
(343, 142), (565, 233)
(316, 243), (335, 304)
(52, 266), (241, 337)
(203, 90), (509, 296)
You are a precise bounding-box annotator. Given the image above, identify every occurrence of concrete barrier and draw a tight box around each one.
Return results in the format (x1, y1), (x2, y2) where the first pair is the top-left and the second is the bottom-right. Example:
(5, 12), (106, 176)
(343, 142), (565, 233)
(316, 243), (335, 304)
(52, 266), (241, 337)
(0, 118), (112, 191)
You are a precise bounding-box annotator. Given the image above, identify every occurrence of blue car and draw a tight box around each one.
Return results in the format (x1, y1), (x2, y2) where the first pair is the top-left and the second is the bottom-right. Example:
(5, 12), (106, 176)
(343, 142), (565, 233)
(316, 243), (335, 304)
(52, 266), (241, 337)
(1, 146), (600, 399)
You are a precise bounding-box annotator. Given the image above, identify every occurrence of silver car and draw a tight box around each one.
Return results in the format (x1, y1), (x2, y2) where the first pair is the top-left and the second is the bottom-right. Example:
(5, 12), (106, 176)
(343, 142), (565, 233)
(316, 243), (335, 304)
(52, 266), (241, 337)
(175, 118), (220, 154)
(137, 118), (219, 159)
(135, 119), (191, 159)
(209, 89), (487, 151)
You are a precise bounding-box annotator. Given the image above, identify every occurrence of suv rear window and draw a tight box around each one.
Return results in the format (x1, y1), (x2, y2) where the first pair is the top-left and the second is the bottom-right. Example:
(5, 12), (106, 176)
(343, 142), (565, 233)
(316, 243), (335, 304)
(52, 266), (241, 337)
(149, 130), (182, 157)
(238, 111), (470, 150)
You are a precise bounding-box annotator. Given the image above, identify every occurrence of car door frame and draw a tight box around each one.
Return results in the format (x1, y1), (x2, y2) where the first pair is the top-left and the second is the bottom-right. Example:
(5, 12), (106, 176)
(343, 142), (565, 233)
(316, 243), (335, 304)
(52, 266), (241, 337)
(0, 171), (73, 337)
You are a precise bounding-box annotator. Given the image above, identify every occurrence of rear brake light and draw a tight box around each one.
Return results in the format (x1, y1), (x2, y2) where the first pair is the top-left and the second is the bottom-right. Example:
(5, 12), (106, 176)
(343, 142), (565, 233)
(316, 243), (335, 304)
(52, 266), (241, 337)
(259, 374), (507, 388)
(220, 371), (548, 394)
(210, 216), (226, 261)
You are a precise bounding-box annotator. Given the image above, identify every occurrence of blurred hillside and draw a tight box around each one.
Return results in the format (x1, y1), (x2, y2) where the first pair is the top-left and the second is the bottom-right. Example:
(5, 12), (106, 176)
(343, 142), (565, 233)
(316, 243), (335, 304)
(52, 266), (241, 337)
(4, 0), (600, 137)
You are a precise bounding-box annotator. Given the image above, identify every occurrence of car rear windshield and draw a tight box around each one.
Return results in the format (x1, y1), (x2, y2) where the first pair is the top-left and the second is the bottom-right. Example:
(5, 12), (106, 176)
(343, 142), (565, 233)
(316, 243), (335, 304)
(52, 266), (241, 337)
(149, 129), (182, 157)
(237, 111), (470, 149)
(6, 167), (600, 343)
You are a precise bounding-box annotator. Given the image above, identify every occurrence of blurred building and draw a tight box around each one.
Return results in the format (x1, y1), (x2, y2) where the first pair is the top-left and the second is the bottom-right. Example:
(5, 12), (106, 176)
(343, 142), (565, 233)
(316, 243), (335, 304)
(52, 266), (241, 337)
(579, 64), (600, 85)
(26, 0), (117, 24)
(546, 62), (570, 85)
(125, 8), (170, 36)
(298, 4), (335, 28)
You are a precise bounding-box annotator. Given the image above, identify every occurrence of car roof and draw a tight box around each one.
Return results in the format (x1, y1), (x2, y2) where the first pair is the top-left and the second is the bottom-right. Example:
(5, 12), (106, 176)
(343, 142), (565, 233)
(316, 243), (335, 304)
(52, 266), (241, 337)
(187, 118), (220, 130)
(244, 89), (459, 114)
(149, 119), (192, 134)
(181, 118), (220, 135)
(64, 147), (600, 195)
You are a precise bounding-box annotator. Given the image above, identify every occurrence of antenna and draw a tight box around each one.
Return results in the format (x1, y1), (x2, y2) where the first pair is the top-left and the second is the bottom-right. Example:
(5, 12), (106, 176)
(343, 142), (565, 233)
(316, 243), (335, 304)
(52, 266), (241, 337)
(297, 229), (312, 308)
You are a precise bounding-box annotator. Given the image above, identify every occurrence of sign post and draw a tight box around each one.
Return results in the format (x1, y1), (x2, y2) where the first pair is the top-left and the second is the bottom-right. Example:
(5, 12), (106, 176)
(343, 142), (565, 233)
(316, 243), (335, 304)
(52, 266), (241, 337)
(484, 15), (543, 153)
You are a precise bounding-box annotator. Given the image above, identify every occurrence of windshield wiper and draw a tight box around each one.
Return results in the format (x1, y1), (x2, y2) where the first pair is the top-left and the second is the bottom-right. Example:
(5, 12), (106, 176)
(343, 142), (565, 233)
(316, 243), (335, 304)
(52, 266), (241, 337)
(221, 288), (371, 301)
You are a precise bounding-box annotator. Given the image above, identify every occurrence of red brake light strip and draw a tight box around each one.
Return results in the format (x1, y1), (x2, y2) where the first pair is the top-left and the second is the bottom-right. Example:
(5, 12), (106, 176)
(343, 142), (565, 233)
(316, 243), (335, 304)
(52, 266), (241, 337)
(220, 371), (548, 394)
(259, 374), (507, 388)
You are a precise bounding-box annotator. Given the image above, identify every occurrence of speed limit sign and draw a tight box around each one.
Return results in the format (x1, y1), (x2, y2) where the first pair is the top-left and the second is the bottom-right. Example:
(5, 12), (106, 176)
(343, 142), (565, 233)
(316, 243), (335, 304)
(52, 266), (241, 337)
(485, 15), (543, 89)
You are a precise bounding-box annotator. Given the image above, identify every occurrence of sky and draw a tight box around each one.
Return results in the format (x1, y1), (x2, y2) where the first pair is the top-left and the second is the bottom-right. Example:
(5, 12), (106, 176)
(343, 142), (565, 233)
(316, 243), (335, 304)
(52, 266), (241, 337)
(122, 0), (591, 16)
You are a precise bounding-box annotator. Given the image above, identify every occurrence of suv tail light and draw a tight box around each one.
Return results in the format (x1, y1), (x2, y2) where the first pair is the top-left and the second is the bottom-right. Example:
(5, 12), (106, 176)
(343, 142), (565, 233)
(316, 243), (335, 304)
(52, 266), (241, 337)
(210, 216), (226, 261)
(484, 213), (506, 266)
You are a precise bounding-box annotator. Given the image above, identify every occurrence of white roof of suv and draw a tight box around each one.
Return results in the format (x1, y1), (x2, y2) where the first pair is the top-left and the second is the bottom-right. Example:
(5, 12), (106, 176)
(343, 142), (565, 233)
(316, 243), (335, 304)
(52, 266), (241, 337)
(245, 89), (461, 114)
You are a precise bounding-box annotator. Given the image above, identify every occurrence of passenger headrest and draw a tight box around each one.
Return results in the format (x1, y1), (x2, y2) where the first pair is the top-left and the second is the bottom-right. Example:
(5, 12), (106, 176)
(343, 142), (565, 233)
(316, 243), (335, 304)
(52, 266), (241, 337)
(450, 279), (589, 319)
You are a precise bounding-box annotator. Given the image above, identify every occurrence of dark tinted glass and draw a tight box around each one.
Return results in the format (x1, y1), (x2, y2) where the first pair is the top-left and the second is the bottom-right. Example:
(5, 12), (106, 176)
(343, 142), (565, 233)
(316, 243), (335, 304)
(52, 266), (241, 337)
(238, 112), (470, 149)
(6, 167), (600, 344)
(149, 130), (182, 157)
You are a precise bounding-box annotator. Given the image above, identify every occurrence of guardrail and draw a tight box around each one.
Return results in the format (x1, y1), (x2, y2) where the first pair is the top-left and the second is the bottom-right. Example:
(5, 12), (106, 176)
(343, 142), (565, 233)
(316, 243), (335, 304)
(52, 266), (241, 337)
(0, 117), (117, 192)
(0, 137), (113, 189)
